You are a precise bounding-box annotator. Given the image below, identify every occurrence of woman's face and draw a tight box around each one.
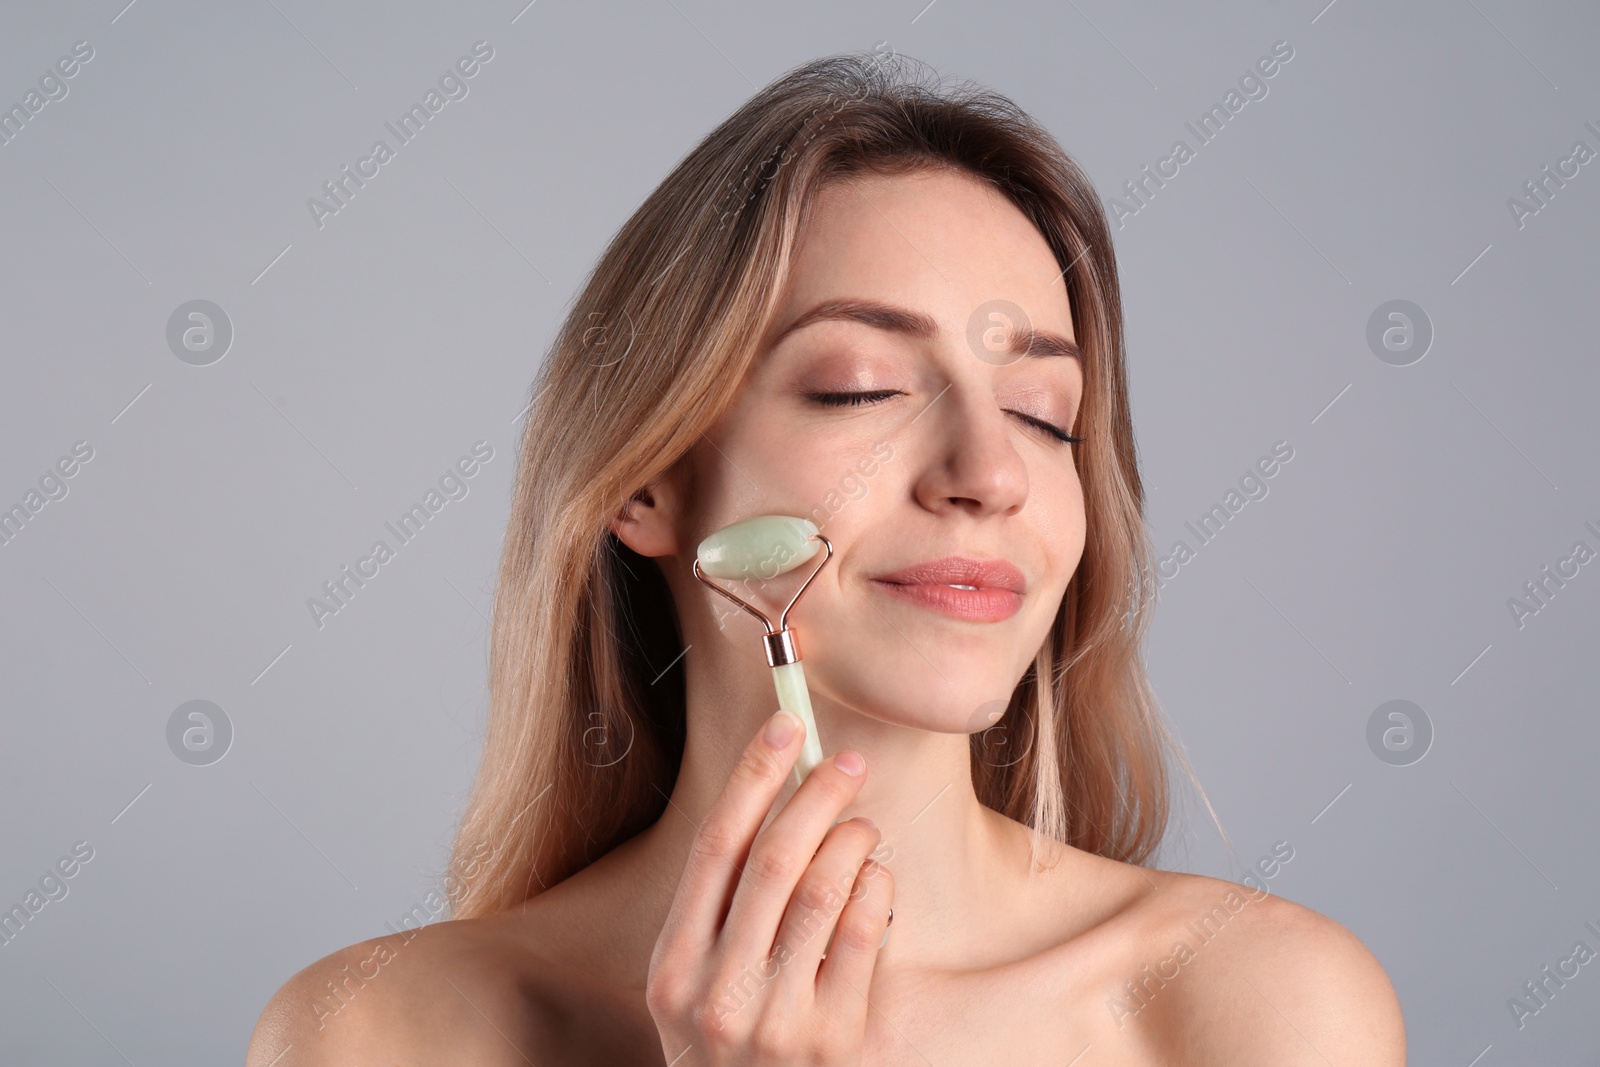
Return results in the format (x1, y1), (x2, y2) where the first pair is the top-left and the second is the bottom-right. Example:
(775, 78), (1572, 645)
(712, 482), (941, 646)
(675, 166), (1086, 734)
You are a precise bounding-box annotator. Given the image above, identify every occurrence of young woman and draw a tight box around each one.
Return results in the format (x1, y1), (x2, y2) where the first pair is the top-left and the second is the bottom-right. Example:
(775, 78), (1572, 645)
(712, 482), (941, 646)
(249, 51), (1405, 1065)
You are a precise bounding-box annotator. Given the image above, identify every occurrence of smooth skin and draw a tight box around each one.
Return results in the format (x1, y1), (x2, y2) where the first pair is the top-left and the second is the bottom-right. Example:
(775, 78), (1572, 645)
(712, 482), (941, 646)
(247, 168), (1405, 1065)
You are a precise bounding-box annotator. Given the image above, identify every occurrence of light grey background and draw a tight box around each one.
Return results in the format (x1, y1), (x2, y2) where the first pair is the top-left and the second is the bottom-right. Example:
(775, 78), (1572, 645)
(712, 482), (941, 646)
(2, 0), (1596, 1062)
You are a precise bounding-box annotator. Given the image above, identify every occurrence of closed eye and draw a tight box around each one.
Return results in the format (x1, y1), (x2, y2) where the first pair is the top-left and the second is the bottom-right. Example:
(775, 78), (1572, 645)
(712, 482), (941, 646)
(806, 390), (1082, 445)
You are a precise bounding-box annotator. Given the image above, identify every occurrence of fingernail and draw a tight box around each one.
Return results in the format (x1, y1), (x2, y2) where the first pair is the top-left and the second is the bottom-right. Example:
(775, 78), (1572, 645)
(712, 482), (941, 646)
(834, 750), (865, 776)
(765, 710), (799, 748)
(850, 816), (876, 830)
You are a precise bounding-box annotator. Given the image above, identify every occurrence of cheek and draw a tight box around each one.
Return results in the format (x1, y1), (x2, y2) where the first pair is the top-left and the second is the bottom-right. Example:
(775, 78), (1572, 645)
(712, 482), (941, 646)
(686, 417), (806, 527)
(1032, 463), (1088, 579)
(803, 447), (893, 531)
(729, 422), (891, 530)
(686, 423), (892, 596)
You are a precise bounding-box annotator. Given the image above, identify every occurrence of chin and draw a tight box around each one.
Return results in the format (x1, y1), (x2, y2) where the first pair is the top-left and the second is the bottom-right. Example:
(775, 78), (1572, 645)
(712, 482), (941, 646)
(812, 667), (1021, 739)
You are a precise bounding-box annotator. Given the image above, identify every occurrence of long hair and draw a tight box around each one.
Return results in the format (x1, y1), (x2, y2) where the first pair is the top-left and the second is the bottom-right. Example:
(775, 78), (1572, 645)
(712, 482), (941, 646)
(447, 49), (1206, 920)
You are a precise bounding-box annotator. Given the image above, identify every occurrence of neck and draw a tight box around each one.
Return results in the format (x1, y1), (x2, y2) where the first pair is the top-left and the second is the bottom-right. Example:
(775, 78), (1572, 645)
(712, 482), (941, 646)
(631, 647), (1046, 971)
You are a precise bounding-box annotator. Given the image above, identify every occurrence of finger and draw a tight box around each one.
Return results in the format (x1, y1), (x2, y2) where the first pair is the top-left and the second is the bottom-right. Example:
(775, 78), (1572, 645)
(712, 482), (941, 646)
(717, 749), (868, 962)
(815, 857), (894, 1014)
(766, 816), (881, 997)
(657, 710), (805, 958)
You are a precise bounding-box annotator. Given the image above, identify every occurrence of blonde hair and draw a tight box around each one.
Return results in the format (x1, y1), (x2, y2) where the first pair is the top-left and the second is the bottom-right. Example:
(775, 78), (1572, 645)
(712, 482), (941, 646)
(447, 50), (1207, 919)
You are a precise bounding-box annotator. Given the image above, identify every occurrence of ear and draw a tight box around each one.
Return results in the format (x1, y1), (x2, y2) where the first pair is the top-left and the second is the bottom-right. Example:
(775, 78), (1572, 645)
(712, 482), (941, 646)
(608, 471), (683, 559)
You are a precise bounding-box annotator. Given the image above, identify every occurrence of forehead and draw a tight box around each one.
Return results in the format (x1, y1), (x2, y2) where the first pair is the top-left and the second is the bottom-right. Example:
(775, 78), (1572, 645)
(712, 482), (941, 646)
(774, 168), (1076, 351)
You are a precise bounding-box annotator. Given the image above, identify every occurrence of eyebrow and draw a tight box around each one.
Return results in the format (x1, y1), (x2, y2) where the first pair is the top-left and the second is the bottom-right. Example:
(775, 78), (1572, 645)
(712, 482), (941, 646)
(771, 297), (1081, 362)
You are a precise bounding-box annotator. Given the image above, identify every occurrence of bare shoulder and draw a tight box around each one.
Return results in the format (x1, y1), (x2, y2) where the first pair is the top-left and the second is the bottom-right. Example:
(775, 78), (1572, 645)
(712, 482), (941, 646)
(1135, 871), (1406, 1065)
(245, 915), (553, 1067)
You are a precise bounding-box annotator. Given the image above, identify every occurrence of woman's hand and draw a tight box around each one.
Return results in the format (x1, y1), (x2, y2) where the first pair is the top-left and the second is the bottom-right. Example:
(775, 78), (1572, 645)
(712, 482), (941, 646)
(646, 709), (895, 1066)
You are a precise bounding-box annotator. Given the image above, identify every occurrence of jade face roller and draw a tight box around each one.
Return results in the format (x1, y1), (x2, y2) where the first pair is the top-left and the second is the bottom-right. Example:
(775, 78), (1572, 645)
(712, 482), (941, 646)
(693, 515), (833, 785)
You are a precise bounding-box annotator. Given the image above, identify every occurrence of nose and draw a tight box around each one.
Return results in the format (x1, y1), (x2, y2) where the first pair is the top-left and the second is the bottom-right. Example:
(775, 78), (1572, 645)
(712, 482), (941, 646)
(911, 384), (1029, 518)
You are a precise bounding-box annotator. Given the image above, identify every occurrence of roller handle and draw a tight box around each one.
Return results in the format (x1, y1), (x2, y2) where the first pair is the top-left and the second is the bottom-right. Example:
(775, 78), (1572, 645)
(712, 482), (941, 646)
(771, 660), (824, 785)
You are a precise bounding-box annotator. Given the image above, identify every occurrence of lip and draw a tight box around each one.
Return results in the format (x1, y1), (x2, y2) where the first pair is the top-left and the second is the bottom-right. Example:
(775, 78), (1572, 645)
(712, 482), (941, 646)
(870, 556), (1026, 622)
